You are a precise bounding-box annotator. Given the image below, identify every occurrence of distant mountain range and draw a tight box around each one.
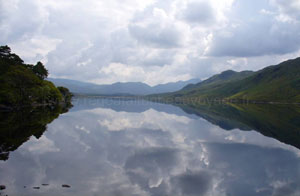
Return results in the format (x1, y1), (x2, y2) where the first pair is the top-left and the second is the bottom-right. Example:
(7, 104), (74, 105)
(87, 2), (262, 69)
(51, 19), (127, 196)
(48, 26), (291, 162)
(154, 57), (300, 103)
(50, 57), (300, 102)
(47, 78), (201, 95)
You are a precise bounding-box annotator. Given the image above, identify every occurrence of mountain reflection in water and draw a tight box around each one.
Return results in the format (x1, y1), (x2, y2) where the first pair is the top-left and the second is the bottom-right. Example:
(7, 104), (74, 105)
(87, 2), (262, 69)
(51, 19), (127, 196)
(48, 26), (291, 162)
(0, 97), (299, 196)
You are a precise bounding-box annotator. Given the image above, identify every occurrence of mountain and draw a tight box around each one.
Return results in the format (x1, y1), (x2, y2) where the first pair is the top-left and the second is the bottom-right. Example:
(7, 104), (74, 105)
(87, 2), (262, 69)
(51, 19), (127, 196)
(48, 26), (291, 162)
(153, 78), (200, 93)
(161, 57), (300, 103)
(183, 70), (254, 90)
(47, 78), (201, 95)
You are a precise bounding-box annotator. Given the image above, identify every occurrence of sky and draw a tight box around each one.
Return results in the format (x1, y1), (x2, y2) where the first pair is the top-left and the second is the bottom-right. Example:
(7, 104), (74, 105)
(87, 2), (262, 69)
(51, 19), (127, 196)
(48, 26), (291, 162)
(1, 0), (300, 86)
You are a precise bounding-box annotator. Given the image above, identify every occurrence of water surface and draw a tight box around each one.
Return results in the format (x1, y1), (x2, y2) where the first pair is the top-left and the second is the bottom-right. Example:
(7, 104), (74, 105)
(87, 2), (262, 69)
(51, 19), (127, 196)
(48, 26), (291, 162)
(0, 98), (300, 196)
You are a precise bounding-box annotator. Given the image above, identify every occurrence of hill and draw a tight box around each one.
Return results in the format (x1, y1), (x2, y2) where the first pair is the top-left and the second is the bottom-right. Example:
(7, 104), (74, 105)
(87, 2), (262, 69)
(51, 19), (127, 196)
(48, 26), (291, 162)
(48, 78), (201, 95)
(183, 70), (254, 90)
(160, 57), (300, 103)
(153, 78), (200, 93)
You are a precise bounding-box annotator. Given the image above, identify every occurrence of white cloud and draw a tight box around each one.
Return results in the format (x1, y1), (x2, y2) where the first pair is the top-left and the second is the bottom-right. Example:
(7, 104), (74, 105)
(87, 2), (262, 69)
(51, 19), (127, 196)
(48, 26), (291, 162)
(208, 0), (300, 57)
(271, 0), (300, 22)
(97, 63), (146, 84)
(95, 107), (191, 131)
(1, 0), (300, 85)
(23, 135), (60, 154)
(129, 7), (185, 48)
(10, 36), (62, 64)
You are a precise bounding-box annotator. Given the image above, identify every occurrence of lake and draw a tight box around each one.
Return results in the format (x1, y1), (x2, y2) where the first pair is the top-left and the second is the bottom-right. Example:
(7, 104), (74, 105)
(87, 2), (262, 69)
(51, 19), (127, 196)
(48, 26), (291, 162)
(0, 97), (300, 196)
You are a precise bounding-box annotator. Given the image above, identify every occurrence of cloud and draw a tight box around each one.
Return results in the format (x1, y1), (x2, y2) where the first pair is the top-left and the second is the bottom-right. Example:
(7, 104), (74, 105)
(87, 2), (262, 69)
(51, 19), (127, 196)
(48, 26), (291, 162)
(0, 0), (45, 43)
(170, 171), (213, 196)
(208, 0), (300, 57)
(208, 20), (300, 57)
(205, 142), (300, 196)
(271, 0), (300, 22)
(129, 8), (184, 48)
(110, 29), (177, 67)
(94, 107), (191, 131)
(2, 101), (300, 196)
(10, 36), (62, 64)
(180, 1), (215, 25)
(1, 0), (300, 85)
(129, 23), (182, 48)
(23, 135), (60, 154)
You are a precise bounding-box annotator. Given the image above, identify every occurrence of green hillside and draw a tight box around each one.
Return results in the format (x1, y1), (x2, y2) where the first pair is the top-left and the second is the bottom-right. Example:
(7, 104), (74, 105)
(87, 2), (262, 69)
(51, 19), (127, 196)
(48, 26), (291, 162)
(183, 70), (254, 90)
(161, 57), (300, 103)
(0, 45), (73, 110)
(228, 58), (300, 102)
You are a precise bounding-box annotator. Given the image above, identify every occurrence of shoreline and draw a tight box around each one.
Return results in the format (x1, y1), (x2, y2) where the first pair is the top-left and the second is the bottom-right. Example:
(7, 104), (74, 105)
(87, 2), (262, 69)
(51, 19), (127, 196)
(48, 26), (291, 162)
(71, 94), (300, 105)
(0, 101), (72, 112)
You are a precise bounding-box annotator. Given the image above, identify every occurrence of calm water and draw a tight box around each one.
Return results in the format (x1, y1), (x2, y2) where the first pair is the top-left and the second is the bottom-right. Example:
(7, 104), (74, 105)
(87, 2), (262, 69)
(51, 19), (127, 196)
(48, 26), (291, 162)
(0, 97), (300, 196)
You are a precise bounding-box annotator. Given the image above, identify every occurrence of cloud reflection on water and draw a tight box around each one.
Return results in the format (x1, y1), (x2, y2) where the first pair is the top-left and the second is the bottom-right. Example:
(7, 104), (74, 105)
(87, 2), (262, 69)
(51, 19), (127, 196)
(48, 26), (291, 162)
(0, 98), (299, 196)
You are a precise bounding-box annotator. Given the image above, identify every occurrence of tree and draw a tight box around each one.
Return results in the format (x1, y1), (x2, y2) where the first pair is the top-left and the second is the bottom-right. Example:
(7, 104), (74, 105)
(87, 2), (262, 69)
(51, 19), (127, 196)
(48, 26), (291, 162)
(0, 45), (24, 65)
(0, 45), (72, 108)
(32, 61), (48, 79)
(0, 45), (11, 57)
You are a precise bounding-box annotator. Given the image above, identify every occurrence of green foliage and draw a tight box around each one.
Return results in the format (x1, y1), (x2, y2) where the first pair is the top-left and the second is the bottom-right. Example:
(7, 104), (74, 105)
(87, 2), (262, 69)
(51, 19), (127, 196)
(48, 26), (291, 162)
(32, 61), (48, 79)
(0, 45), (72, 109)
(57, 86), (73, 104)
(0, 65), (41, 105)
(35, 80), (63, 104)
